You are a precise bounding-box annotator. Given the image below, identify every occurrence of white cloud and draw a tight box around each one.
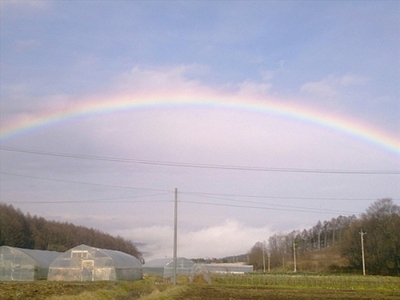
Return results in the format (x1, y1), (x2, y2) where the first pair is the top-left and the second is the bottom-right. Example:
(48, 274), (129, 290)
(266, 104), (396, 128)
(300, 79), (337, 99)
(179, 219), (272, 259)
(0, 0), (50, 16)
(0, 0), (48, 9)
(114, 65), (212, 96)
(261, 70), (275, 82)
(112, 65), (277, 100)
(237, 80), (272, 96)
(115, 219), (271, 261)
(340, 74), (369, 86)
(300, 74), (370, 99)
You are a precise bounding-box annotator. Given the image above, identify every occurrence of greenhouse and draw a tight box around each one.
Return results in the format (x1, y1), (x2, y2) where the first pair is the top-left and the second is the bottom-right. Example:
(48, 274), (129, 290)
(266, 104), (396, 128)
(202, 263), (253, 274)
(0, 246), (61, 281)
(142, 257), (195, 278)
(47, 244), (142, 281)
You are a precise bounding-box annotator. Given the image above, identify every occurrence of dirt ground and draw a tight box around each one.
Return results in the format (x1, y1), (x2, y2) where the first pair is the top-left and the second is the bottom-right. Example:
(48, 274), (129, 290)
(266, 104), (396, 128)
(0, 281), (117, 300)
(1, 281), (399, 300)
(172, 285), (400, 300)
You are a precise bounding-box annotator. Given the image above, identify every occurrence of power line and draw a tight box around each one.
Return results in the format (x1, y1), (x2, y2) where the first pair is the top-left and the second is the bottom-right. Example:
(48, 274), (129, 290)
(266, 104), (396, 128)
(1, 171), (397, 203)
(1, 197), (358, 215)
(0, 171), (172, 193)
(3, 194), (172, 205)
(1, 146), (399, 175)
(0, 173), (362, 215)
(5, 186), (389, 214)
(181, 193), (360, 214)
(180, 190), (394, 202)
(180, 200), (359, 215)
(4, 199), (171, 205)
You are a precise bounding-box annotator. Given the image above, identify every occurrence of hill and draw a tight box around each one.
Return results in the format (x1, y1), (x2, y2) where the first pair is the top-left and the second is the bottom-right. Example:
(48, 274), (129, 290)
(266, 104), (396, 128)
(0, 203), (143, 261)
(247, 199), (400, 275)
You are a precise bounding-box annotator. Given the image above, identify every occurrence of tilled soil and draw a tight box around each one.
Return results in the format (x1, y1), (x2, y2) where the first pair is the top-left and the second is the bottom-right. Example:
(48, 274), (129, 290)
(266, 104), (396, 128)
(172, 285), (400, 300)
(1, 282), (399, 300)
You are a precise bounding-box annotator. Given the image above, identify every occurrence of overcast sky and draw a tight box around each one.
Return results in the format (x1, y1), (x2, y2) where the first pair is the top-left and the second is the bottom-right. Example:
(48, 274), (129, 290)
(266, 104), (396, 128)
(1, 1), (399, 261)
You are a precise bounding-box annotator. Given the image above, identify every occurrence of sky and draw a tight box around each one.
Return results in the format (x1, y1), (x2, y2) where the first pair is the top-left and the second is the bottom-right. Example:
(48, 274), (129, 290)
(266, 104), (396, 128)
(0, 1), (399, 261)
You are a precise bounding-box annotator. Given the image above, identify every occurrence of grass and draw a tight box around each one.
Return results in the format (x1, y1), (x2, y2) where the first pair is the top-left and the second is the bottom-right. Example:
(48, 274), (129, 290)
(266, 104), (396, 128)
(213, 273), (400, 290)
(0, 274), (399, 300)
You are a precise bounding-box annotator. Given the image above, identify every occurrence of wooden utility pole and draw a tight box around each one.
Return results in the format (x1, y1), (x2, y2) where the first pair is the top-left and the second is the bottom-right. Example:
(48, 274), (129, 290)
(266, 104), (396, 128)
(360, 230), (366, 276)
(173, 188), (178, 285)
(262, 241), (266, 272)
(293, 242), (297, 273)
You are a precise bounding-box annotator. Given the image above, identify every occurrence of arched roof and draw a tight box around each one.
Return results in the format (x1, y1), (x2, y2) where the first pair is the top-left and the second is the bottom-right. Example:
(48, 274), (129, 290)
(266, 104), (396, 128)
(53, 244), (142, 268)
(0, 246), (61, 269)
(143, 257), (194, 268)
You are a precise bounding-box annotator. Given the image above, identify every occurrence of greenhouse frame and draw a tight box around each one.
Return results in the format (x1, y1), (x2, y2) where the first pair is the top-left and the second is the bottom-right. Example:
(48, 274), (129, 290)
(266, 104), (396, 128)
(142, 257), (195, 278)
(47, 244), (142, 281)
(0, 246), (61, 281)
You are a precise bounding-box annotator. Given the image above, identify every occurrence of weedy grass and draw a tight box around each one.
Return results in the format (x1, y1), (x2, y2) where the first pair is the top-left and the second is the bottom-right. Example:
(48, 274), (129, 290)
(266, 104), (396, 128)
(213, 273), (400, 291)
(0, 274), (399, 300)
(43, 278), (159, 300)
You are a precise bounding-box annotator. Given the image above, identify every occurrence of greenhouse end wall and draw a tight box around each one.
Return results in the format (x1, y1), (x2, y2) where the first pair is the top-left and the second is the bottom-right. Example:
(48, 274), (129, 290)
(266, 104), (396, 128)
(0, 246), (61, 281)
(143, 257), (195, 278)
(48, 244), (142, 281)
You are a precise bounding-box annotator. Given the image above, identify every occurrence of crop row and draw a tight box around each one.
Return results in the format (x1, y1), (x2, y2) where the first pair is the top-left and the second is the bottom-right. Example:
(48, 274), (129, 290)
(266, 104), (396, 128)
(212, 274), (400, 290)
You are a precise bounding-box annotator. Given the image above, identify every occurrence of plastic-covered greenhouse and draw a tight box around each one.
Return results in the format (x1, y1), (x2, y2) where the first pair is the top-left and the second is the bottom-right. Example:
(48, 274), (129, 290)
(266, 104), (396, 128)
(142, 257), (195, 278)
(0, 246), (61, 281)
(47, 244), (142, 281)
(202, 263), (253, 274)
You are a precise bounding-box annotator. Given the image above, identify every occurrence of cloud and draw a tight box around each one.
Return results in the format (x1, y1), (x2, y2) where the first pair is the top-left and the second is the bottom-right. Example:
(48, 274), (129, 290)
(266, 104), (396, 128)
(237, 80), (272, 96)
(114, 65), (212, 96)
(0, 0), (48, 9)
(115, 219), (272, 260)
(300, 74), (370, 99)
(339, 74), (370, 86)
(300, 80), (337, 99)
(0, 0), (50, 16)
(112, 65), (277, 100)
(179, 219), (272, 258)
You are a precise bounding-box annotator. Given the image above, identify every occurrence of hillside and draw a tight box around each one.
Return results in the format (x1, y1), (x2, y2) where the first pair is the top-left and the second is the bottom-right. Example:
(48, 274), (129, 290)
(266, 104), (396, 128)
(247, 199), (400, 275)
(0, 203), (143, 261)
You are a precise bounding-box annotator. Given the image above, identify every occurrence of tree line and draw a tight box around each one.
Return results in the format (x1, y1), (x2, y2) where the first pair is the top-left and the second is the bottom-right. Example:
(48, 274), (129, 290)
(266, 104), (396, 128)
(0, 203), (143, 262)
(248, 198), (400, 275)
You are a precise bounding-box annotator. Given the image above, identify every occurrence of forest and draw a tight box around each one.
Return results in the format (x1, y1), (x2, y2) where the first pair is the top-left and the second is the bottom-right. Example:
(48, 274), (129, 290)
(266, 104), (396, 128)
(0, 203), (143, 262)
(248, 198), (400, 276)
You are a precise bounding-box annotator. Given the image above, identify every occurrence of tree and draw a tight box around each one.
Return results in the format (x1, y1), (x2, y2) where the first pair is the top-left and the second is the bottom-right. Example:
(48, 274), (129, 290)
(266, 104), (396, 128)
(248, 241), (265, 271)
(342, 199), (400, 275)
(0, 203), (143, 261)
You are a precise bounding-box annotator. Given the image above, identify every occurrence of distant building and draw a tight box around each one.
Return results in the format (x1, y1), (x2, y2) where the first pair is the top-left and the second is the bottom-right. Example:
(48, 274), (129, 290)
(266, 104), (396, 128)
(202, 263), (254, 274)
(142, 257), (195, 278)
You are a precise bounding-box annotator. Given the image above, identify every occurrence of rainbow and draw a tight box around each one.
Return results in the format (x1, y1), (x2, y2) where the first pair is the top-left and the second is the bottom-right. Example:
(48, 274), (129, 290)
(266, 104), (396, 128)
(1, 93), (399, 156)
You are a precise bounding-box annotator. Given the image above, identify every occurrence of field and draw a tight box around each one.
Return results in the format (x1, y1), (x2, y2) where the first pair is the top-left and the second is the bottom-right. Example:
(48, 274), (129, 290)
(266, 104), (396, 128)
(0, 274), (399, 300)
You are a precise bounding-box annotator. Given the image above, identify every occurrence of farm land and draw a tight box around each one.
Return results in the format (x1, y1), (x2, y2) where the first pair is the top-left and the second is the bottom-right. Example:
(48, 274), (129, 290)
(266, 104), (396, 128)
(1, 274), (399, 300)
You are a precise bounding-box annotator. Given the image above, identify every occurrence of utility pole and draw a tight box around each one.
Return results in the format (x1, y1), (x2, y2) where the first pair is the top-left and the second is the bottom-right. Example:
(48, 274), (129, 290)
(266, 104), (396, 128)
(360, 230), (366, 276)
(173, 188), (178, 285)
(293, 242), (297, 273)
(317, 230), (321, 250)
(262, 241), (266, 272)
